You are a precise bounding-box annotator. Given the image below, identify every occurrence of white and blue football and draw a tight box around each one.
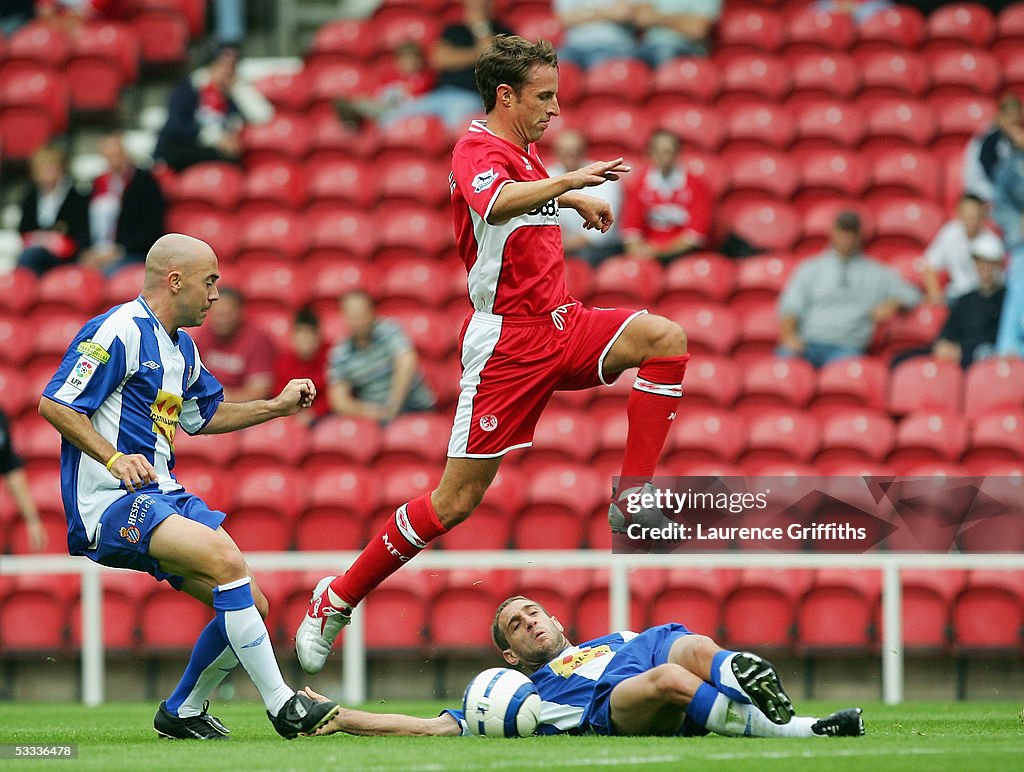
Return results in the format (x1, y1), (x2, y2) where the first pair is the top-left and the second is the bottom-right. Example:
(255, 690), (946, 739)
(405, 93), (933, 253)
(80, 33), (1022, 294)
(462, 667), (541, 738)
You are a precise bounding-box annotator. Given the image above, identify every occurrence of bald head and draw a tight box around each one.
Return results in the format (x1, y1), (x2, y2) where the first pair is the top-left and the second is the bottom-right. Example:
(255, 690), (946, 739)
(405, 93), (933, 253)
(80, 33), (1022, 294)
(142, 234), (220, 333)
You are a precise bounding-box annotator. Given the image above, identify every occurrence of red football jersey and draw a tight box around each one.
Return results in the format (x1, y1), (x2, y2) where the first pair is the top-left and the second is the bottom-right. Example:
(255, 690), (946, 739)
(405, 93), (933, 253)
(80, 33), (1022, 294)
(450, 120), (571, 316)
(620, 164), (712, 249)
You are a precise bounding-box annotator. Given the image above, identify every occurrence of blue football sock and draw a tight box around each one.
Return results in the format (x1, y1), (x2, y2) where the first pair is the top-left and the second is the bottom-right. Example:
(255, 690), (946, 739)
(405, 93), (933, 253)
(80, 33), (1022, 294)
(166, 619), (237, 717)
(685, 681), (721, 727)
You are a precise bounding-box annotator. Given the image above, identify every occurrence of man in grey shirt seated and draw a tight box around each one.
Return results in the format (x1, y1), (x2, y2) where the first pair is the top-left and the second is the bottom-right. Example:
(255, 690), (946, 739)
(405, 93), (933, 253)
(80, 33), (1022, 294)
(777, 211), (922, 369)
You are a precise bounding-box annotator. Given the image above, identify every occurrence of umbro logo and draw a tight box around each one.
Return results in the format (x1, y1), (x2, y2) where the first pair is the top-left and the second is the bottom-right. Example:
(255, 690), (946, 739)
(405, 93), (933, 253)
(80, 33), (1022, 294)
(141, 360), (161, 370)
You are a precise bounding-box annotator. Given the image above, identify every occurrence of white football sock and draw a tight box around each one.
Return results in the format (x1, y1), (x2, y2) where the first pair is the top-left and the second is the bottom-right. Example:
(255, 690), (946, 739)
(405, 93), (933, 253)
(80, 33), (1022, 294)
(178, 646), (239, 718)
(704, 693), (819, 738)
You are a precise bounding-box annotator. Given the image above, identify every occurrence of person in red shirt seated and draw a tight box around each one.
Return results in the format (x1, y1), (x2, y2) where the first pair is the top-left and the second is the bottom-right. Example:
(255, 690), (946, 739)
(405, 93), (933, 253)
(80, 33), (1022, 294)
(190, 286), (276, 402)
(620, 129), (712, 263)
(272, 307), (331, 424)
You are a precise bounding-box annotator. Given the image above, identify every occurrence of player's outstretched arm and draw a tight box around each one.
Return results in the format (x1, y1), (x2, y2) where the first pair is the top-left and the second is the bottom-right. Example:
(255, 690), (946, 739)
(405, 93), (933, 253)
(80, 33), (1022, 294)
(199, 378), (317, 434)
(488, 159), (631, 225)
(303, 688), (461, 737)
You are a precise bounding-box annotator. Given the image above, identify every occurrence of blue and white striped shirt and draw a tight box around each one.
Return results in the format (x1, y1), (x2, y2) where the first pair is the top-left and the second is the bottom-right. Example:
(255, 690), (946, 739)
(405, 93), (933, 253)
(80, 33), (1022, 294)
(42, 296), (223, 554)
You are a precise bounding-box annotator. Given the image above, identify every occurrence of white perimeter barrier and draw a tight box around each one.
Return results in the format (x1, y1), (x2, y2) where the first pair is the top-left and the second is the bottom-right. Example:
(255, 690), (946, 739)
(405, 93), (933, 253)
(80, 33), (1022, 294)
(3, 551), (1024, 707)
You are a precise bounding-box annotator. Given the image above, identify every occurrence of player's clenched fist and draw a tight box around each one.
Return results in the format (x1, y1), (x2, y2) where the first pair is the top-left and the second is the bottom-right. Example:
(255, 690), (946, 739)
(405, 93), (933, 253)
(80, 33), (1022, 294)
(108, 453), (158, 493)
(274, 378), (317, 415)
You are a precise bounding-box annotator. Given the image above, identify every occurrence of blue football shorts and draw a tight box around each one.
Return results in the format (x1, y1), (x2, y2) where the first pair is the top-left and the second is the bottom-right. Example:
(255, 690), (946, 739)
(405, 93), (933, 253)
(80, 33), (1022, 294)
(586, 623), (694, 736)
(83, 488), (226, 590)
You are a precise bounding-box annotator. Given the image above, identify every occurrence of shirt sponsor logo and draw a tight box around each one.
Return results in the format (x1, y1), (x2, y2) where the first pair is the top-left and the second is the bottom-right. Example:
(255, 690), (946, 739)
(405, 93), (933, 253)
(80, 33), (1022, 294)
(472, 168), (498, 194)
(549, 645), (613, 678)
(119, 525), (141, 544)
(76, 340), (111, 364)
(128, 494), (154, 526)
(150, 389), (183, 448)
(479, 414), (499, 432)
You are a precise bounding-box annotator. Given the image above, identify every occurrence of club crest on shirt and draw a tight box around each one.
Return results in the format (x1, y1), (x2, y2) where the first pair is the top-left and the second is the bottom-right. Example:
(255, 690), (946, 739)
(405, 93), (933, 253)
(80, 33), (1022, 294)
(549, 645), (613, 678)
(150, 389), (183, 448)
(472, 168), (498, 194)
(479, 414), (499, 432)
(119, 525), (141, 544)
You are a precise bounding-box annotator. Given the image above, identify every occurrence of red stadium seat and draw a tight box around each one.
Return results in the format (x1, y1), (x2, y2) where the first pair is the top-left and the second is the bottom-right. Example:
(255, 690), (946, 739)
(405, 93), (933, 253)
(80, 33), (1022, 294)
(589, 256), (664, 307)
(372, 7), (441, 54)
(231, 466), (308, 522)
(67, 22), (140, 112)
(527, 406), (600, 468)
(646, 568), (736, 635)
(0, 268), (38, 316)
(951, 570), (1024, 650)
(305, 415), (383, 471)
(378, 464), (440, 517)
(650, 59), (722, 111)
(723, 200), (801, 253)
(654, 104), (726, 152)
(661, 253), (736, 305)
(375, 156), (450, 209)
(723, 149), (800, 201)
(854, 50), (930, 99)
(931, 94), (997, 155)
(574, 573), (647, 643)
(0, 587), (66, 650)
(811, 356), (888, 417)
(511, 509), (586, 550)
(306, 158), (376, 209)
(35, 265), (105, 315)
(963, 412), (1024, 473)
(736, 356), (817, 416)
(428, 570), (509, 649)
(172, 464), (231, 512)
(306, 210), (380, 264)
(926, 49), (1002, 98)
(139, 587), (211, 650)
(578, 103), (654, 158)
(308, 18), (374, 62)
(233, 415), (309, 468)
(925, 3), (996, 52)
(720, 55), (793, 108)
(786, 52), (861, 109)
(513, 569), (591, 634)
(678, 355), (744, 410)
(665, 407), (747, 466)
(173, 162), (245, 210)
(233, 259), (309, 313)
(377, 114), (452, 159)
(900, 569), (964, 651)
(816, 409), (896, 473)
(131, 9), (188, 66)
(717, 7), (786, 53)
(0, 105), (54, 161)
(29, 309), (89, 359)
(298, 472), (379, 548)
(866, 147), (941, 202)
(374, 207), (452, 261)
(875, 304), (948, 358)
(888, 357), (964, 416)
(683, 151), (729, 200)
(307, 59), (378, 105)
(307, 112), (379, 162)
(0, 62), (71, 133)
(723, 102), (796, 152)
(730, 253), (796, 310)
(69, 579), (140, 651)
(732, 302), (780, 365)
(252, 71), (312, 113)
(995, 3), (1024, 61)
(363, 571), (427, 649)
(963, 357), (1024, 419)
(889, 411), (970, 474)
(854, 4), (925, 54)
(174, 430), (239, 468)
(6, 22), (72, 68)
(241, 159), (308, 211)
(869, 198), (944, 251)
(742, 408), (821, 467)
(237, 209), (309, 263)
(241, 112), (313, 164)
(794, 100), (868, 150)
(785, 10), (857, 53)
(381, 413), (451, 466)
(166, 209), (239, 263)
(0, 364), (32, 416)
(380, 256), (457, 306)
(863, 98), (938, 150)
(798, 570), (880, 650)
(583, 58), (652, 104)
(660, 301), (741, 357)
(796, 148), (872, 207)
(226, 509), (292, 552)
(721, 569), (811, 648)
(523, 462), (606, 521)
(387, 306), (459, 360)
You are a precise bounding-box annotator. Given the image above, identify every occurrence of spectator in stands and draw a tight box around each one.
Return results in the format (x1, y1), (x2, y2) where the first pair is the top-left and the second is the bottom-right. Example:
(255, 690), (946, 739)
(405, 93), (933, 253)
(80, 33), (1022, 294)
(555, 0), (636, 70)
(777, 211), (922, 368)
(0, 407), (46, 552)
(213, 0), (244, 46)
(16, 145), (91, 276)
(897, 232), (1006, 369)
(334, 41), (436, 128)
(813, 0), (893, 25)
(993, 123), (1024, 253)
(272, 307), (331, 425)
(35, 0), (133, 29)
(153, 44), (273, 172)
(381, 0), (513, 130)
(190, 286), (277, 402)
(620, 130), (711, 263)
(547, 129), (623, 265)
(327, 291), (435, 423)
(996, 222), (1024, 358)
(963, 94), (1022, 203)
(921, 194), (1001, 304)
(80, 132), (166, 276)
(633, 0), (722, 64)
(0, 0), (34, 36)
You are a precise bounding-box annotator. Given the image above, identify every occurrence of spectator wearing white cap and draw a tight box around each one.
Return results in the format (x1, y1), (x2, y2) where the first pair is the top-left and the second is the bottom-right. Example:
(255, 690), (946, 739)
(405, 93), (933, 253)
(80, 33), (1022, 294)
(921, 194), (1002, 304)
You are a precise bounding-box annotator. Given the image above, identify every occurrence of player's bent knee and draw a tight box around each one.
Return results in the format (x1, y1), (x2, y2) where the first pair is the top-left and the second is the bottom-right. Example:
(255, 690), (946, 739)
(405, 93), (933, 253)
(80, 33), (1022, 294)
(434, 484), (488, 528)
(650, 663), (700, 705)
(209, 543), (248, 585)
(645, 317), (687, 359)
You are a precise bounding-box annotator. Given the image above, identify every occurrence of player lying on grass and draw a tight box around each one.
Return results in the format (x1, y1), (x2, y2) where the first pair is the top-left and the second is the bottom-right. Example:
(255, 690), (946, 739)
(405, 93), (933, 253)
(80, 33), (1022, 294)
(303, 596), (864, 739)
(39, 235), (338, 740)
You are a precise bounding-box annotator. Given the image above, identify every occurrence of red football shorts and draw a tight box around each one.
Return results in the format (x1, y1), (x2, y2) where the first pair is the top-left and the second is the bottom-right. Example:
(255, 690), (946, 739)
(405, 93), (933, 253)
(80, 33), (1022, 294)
(447, 301), (645, 458)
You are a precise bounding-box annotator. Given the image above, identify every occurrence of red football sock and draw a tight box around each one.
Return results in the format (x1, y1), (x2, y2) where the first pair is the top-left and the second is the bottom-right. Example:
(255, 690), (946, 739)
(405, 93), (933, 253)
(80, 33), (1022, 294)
(619, 354), (689, 482)
(330, 493), (448, 607)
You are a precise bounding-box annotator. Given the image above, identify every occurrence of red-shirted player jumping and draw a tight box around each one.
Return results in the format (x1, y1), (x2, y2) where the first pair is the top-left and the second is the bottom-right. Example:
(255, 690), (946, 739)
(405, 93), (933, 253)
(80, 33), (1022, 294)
(296, 35), (689, 674)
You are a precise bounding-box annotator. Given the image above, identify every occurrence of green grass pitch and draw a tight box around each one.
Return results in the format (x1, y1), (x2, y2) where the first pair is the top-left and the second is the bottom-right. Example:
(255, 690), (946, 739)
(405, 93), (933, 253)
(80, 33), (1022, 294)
(0, 701), (1021, 771)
